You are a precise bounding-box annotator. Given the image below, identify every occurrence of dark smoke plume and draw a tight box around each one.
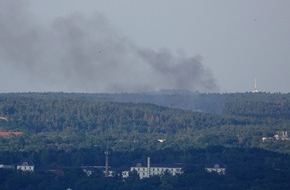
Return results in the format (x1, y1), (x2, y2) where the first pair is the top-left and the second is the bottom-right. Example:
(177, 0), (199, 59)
(0, 0), (218, 92)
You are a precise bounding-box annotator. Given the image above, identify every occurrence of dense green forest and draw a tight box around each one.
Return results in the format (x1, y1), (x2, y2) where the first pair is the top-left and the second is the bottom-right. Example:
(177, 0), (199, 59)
(0, 92), (289, 153)
(0, 92), (290, 189)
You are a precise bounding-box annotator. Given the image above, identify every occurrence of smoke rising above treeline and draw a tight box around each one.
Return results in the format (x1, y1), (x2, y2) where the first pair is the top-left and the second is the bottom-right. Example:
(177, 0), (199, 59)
(0, 0), (218, 93)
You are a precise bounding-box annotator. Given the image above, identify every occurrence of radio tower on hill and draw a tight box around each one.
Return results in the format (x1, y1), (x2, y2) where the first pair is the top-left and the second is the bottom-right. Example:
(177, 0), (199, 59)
(252, 78), (259, 93)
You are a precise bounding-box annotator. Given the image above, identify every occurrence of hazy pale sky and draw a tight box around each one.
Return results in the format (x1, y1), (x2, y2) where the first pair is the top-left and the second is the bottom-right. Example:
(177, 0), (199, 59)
(1, 0), (290, 93)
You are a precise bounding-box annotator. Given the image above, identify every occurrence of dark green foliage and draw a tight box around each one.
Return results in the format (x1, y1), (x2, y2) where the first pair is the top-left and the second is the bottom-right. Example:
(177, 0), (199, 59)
(0, 92), (290, 189)
(1, 92), (289, 154)
(0, 147), (290, 190)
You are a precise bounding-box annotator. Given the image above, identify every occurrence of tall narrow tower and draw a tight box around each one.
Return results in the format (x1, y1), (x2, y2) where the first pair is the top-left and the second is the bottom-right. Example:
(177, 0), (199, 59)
(105, 149), (109, 177)
(147, 157), (151, 178)
(252, 78), (259, 93)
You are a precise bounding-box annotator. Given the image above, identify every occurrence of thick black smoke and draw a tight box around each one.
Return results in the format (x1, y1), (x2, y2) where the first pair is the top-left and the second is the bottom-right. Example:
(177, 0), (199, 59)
(0, 0), (218, 92)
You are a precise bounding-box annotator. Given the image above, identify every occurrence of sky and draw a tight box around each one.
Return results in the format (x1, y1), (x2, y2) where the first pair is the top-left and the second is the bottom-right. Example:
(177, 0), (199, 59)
(0, 0), (290, 93)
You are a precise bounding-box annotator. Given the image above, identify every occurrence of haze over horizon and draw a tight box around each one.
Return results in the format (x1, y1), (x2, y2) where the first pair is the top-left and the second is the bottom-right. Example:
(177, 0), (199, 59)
(1, 0), (290, 93)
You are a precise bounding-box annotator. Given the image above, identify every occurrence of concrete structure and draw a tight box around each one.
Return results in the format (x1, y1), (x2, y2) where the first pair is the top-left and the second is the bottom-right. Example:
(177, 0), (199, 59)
(125, 157), (183, 179)
(274, 131), (288, 141)
(81, 157), (183, 179)
(0, 164), (15, 170)
(205, 164), (226, 175)
(17, 160), (35, 172)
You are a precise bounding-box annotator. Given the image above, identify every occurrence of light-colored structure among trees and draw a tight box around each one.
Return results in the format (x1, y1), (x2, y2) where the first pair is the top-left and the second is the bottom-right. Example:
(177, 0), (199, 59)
(274, 131), (288, 141)
(205, 164), (226, 175)
(123, 157), (183, 179)
(17, 160), (35, 172)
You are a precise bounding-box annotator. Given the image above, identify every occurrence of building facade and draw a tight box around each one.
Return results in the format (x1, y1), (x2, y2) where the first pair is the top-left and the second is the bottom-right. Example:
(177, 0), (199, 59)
(205, 164), (226, 175)
(17, 160), (35, 172)
(123, 157), (183, 179)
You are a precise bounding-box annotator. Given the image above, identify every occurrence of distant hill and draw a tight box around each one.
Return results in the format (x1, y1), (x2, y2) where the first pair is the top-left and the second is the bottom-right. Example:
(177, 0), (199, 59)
(3, 91), (289, 115)
(0, 92), (289, 154)
(1, 92), (290, 189)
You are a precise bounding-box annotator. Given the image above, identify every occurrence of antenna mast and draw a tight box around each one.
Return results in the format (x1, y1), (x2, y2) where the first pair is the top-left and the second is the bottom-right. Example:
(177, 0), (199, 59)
(104, 146), (110, 177)
(252, 78), (259, 93)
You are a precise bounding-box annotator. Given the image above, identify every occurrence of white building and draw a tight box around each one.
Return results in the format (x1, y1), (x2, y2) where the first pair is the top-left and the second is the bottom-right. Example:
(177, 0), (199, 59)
(0, 164), (15, 170)
(205, 164), (226, 175)
(124, 157), (183, 179)
(17, 160), (35, 172)
(274, 131), (288, 141)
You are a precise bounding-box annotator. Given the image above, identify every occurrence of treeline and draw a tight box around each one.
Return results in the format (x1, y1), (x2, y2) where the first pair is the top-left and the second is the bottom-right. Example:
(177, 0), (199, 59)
(0, 92), (290, 189)
(1, 146), (289, 170)
(0, 92), (289, 153)
(0, 146), (290, 190)
(1, 168), (289, 190)
(1, 93), (220, 133)
(2, 91), (290, 115)
(3, 92), (287, 134)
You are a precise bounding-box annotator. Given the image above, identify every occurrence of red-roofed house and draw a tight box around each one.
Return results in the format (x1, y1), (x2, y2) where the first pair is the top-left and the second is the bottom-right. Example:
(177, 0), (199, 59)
(0, 131), (23, 137)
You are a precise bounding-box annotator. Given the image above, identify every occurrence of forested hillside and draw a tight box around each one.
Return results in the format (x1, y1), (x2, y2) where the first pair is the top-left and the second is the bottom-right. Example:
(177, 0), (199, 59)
(1, 92), (289, 153)
(0, 92), (290, 189)
(48, 91), (290, 116)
